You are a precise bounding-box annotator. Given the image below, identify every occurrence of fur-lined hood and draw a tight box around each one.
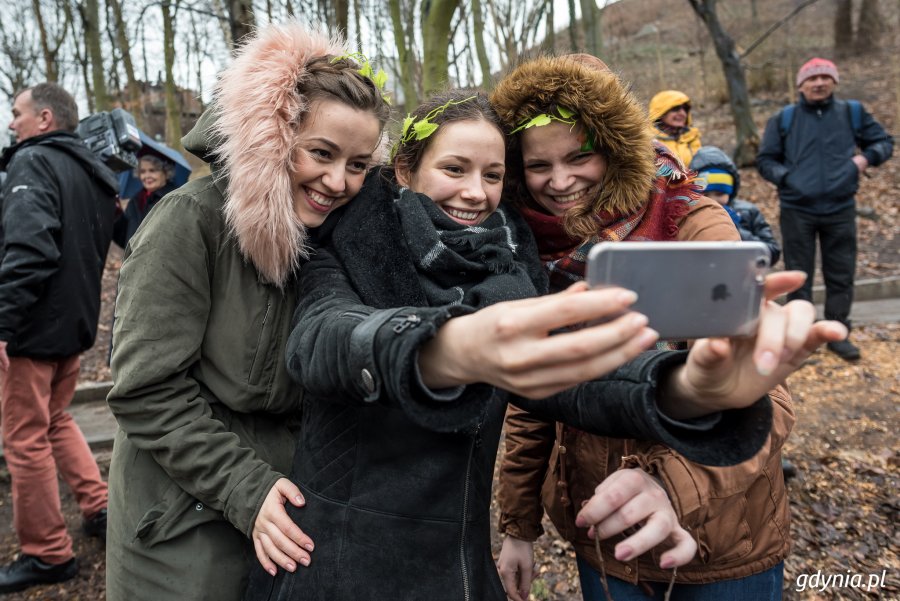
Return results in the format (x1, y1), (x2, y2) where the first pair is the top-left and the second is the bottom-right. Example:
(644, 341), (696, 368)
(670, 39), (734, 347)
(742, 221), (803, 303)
(182, 23), (342, 288)
(490, 55), (657, 227)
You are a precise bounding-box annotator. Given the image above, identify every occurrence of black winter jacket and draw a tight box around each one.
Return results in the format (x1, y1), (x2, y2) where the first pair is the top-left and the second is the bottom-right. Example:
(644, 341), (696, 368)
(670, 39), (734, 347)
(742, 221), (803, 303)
(112, 181), (177, 248)
(245, 175), (773, 601)
(729, 198), (781, 265)
(757, 94), (893, 215)
(0, 131), (118, 358)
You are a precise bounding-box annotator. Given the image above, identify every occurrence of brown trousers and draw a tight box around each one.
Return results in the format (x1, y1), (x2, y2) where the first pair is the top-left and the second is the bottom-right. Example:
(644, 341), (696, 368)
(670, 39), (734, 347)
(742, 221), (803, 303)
(1, 355), (107, 563)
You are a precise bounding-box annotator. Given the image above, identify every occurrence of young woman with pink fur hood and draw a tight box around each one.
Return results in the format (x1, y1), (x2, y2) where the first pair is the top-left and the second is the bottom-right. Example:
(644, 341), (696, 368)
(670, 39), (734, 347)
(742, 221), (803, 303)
(104, 23), (390, 600)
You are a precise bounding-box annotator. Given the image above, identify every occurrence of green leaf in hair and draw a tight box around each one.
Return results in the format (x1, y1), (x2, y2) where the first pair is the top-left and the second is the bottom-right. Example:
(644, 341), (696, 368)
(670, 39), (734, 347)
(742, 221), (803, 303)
(401, 116), (414, 137)
(395, 95), (478, 151)
(413, 120), (439, 140)
(331, 52), (390, 101)
(373, 69), (388, 90)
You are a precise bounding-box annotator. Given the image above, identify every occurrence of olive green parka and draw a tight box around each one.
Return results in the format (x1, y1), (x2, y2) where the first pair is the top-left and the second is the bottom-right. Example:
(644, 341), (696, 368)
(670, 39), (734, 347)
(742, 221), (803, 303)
(106, 23), (343, 601)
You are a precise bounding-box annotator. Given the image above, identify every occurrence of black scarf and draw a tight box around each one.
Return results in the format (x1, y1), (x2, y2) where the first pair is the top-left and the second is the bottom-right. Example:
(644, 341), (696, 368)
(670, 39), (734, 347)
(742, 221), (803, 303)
(393, 186), (538, 309)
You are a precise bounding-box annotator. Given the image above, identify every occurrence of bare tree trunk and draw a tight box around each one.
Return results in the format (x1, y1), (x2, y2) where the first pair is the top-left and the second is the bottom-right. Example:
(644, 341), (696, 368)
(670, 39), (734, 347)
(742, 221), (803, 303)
(210, 0), (233, 48)
(855, 0), (882, 53)
(32, 0), (69, 82)
(472, 0), (492, 87)
(228, 0), (255, 51)
(694, 11), (708, 106)
(161, 0), (184, 152)
(389, 0), (419, 109)
(107, 0), (142, 126)
(688, 0), (759, 166)
(62, 0), (95, 111)
(83, 0), (110, 110)
(334, 0), (349, 36)
(354, 0), (363, 50)
(567, 0), (579, 51)
(579, 0), (601, 57)
(422, 0), (459, 94)
(189, 9), (205, 108)
(834, 0), (853, 57)
(546, 0), (556, 52)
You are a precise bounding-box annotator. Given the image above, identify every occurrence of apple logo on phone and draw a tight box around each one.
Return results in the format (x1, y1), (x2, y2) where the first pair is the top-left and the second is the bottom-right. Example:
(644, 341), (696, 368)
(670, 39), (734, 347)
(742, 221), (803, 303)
(711, 283), (731, 301)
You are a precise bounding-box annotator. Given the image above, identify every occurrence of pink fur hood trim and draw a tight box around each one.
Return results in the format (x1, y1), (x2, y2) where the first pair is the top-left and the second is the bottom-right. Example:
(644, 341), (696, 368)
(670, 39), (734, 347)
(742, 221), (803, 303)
(212, 23), (343, 288)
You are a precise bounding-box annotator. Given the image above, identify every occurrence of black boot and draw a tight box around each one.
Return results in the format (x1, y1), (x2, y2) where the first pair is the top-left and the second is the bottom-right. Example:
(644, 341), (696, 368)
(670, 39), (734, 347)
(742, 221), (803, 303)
(0, 554), (78, 593)
(827, 338), (860, 362)
(82, 508), (107, 539)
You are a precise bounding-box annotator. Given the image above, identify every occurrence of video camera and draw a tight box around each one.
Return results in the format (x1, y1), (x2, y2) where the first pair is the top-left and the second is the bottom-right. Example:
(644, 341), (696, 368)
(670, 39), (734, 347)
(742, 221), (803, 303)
(76, 108), (142, 172)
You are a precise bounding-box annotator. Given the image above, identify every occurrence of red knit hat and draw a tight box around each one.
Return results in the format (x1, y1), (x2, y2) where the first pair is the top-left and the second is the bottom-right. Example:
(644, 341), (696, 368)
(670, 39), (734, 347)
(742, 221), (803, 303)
(796, 58), (839, 87)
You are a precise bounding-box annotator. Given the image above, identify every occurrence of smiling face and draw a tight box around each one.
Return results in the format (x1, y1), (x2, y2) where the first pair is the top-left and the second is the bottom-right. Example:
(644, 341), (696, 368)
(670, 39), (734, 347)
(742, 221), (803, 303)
(139, 158), (167, 193)
(396, 119), (506, 226)
(661, 104), (689, 129)
(290, 99), (382, 227)
(520, 120), (607, 217)
(798, 74), (836, 103)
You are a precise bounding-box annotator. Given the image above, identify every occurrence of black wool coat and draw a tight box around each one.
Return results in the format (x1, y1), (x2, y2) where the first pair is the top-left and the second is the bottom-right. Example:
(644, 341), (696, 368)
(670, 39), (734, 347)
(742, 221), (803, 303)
(244, 173), (772, 601)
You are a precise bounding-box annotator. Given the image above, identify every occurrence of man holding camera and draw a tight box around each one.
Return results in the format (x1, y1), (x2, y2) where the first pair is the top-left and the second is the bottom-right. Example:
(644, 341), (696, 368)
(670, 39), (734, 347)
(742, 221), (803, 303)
(0, 82), (117, 593)
(757, 58), (894, 361)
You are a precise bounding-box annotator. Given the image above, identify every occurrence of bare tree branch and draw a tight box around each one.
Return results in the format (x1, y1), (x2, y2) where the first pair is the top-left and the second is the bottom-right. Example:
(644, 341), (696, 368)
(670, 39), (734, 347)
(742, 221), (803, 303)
(740, 0), (822, 59)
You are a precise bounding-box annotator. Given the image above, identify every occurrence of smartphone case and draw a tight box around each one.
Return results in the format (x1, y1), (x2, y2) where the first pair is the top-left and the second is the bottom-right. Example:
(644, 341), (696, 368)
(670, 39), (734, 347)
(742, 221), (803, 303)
(586, 241), (770, 340)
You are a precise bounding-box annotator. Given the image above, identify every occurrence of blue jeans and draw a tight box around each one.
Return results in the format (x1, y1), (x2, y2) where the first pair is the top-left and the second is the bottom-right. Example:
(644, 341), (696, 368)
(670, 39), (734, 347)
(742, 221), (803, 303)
(576, 556), (784, 601)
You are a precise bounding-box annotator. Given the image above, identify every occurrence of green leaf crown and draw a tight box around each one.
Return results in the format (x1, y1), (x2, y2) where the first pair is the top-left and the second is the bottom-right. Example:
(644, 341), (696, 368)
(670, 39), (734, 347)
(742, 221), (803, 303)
(511, 105), (595, 152)
(392, 95), (478, 159)
(331, 52), (390, 102)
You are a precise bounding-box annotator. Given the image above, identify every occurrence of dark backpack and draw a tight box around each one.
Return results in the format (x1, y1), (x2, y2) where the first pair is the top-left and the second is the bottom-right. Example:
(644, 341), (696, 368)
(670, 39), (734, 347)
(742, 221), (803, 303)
(778, 99), (863, 144)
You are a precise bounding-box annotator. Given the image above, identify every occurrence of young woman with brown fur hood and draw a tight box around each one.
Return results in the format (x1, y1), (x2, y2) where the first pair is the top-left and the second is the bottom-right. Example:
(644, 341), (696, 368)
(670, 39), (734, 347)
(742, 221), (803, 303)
(105, 23), (390, 601)
(493, 55), (793, 601)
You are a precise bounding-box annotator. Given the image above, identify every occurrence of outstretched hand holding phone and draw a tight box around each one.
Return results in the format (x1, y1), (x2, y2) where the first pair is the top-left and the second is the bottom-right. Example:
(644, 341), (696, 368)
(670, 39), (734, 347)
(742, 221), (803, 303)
(661, 270), (847, 420)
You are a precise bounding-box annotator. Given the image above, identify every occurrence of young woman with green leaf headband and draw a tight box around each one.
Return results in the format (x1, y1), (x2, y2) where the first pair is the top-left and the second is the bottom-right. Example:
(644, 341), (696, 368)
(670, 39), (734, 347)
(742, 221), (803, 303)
(240, 82), (846, 601)
(491, 54), (832, 601)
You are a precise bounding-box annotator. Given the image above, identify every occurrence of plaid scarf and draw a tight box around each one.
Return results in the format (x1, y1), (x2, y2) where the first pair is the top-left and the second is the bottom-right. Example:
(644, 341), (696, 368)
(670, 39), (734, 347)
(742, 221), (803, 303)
(519, 150), (701, 350)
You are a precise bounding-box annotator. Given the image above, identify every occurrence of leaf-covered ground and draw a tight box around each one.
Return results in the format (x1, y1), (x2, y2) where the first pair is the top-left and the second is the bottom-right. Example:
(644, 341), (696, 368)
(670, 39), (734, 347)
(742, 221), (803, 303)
(1, 327), (896, 600)
(490, 324), (899, 601)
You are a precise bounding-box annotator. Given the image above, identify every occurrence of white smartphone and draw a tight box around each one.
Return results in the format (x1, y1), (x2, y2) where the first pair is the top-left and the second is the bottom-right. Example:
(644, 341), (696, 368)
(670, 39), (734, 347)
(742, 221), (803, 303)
(586, 241), (770, 340)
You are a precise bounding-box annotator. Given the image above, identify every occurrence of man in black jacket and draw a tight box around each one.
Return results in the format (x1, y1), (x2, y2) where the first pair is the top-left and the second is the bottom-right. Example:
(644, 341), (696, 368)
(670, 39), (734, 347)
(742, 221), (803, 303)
(757, 58), (894, 361)
(0, 83), (118, 593)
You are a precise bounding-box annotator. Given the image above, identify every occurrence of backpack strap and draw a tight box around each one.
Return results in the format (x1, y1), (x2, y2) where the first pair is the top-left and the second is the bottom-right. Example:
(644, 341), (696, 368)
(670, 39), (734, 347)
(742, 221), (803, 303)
(846, 99), (863, 141)
(778, 104), (796, 139)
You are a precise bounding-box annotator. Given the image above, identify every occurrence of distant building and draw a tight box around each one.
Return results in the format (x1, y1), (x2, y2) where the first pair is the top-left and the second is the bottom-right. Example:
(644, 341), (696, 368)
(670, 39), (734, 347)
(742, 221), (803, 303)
(112, 76), (203, 141)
